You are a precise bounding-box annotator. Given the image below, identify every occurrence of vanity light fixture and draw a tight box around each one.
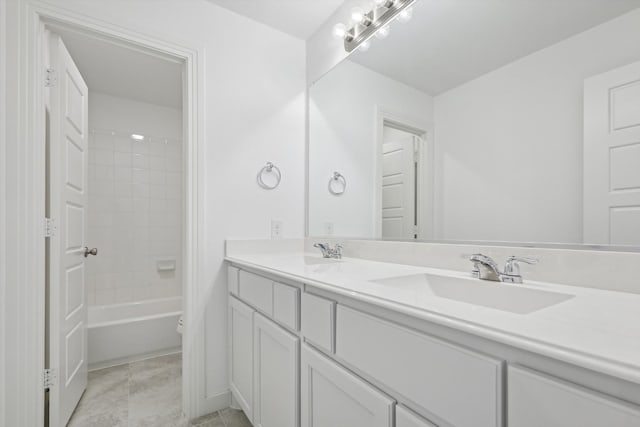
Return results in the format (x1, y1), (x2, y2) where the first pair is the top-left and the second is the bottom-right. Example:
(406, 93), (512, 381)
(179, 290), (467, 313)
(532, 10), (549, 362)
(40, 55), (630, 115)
(131, 133), (145, 141)
(333, 0), (415, 53)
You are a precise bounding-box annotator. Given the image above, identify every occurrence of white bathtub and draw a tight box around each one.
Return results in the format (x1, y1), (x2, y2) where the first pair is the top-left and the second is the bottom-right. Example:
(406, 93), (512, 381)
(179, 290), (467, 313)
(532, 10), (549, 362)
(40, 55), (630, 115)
(88, 297), (182, 369)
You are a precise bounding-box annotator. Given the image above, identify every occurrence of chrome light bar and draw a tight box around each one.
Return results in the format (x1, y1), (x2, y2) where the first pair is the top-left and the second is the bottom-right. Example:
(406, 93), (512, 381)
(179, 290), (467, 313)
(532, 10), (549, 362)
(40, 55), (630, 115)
(344, 0), (415, 52)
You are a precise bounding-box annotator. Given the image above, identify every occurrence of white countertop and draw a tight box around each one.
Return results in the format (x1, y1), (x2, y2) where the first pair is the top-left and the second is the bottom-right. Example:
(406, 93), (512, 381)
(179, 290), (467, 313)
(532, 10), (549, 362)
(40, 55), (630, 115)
(226, 251), (640, 385)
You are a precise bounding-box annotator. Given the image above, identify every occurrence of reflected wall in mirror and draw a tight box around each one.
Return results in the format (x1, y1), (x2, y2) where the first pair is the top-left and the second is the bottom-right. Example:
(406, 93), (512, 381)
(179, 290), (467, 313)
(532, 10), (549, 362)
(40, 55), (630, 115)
(308, 0), (640, 247)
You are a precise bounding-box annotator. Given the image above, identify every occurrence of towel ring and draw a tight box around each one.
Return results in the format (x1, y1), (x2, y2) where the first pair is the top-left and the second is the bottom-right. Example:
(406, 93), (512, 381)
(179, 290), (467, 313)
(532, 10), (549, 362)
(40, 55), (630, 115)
(257, 162), (281, 190)
(328, 171), (346, 195)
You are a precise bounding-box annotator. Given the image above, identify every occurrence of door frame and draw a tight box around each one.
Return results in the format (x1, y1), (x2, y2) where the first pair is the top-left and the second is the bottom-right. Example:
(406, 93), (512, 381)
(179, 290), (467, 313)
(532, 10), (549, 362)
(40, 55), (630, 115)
(374, 107), (433, 240)
(16, 1), (206, 425)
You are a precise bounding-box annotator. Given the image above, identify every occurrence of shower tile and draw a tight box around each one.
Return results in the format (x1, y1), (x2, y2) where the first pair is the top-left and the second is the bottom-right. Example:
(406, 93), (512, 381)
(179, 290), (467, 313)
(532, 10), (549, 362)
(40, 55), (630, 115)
(114, 136), (133, 153)
(133, 182), (150, 198)
(148, 141), (166, 156)
(148, 155), (165, 171)
(114, 151), (132, 168)
(114, 167), (133, 182)
(133, 168), (150, 184)
(92, 133), (114, 149)
(148, 183), (166, 199)
(133, 153), (149, 169)
(94, 148), (115, 166)
(132, 141), (148, 155)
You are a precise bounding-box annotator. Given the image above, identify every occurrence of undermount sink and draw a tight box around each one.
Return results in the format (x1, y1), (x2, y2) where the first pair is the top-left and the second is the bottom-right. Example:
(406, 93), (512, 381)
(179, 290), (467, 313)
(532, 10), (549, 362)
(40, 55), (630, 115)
(303, 256), (343, 265)
(371, 273), (574, 314)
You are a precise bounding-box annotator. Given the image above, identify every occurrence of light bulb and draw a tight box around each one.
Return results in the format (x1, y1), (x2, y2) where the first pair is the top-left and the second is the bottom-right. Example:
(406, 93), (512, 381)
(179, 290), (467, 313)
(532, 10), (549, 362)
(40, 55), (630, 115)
(333, 23), (347, 39)
(359, 40), (371, 52)
(351, 7), (365, 24)
(397, 6), (413, 23)
(375, 25), (390, 39)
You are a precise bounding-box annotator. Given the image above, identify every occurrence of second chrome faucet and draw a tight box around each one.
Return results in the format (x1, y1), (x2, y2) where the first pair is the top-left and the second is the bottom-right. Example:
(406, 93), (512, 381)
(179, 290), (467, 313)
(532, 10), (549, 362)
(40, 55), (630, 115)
(469, 253), (538, 284)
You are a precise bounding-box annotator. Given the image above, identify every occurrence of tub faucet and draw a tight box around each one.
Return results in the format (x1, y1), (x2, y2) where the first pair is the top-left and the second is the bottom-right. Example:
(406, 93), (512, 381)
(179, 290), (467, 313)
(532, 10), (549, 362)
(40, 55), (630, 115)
(469, 254), (538, 284)
(313, 243), (343, 259)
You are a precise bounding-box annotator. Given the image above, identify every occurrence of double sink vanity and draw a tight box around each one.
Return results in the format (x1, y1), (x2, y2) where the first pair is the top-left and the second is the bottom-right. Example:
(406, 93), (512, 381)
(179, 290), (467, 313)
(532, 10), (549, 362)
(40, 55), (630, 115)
(225, 240), (640, 427)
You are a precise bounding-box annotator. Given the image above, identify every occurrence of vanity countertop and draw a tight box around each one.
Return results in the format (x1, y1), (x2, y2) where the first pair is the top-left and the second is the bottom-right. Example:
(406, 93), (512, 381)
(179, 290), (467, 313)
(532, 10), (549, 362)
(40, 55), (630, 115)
(226, 251), (640, 385)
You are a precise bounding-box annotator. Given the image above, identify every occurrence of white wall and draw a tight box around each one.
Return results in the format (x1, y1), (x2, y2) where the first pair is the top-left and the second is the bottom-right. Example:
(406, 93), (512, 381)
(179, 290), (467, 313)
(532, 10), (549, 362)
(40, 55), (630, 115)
(2, 0), (306, 422)
(0, 0), (7, 423)
(309, 60), (433, 237)
(87, 92), (183, 306)
(433, 8), (640, 243)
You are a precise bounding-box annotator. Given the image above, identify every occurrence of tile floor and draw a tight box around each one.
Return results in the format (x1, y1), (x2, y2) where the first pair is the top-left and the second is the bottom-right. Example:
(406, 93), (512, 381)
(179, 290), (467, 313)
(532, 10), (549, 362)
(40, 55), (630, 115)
(67, 353), (251, 427)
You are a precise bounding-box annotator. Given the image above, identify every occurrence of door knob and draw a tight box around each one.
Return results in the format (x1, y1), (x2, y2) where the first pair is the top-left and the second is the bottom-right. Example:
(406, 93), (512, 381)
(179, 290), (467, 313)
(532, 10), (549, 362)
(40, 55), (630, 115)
(84, 247), (98, 258)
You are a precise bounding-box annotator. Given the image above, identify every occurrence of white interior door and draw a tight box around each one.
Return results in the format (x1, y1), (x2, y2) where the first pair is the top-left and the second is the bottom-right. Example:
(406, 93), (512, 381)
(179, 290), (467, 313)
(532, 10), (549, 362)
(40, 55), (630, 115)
(584, 60), (640, 246)
(48, 32), (90, 427)
(382, 136), (417, 239)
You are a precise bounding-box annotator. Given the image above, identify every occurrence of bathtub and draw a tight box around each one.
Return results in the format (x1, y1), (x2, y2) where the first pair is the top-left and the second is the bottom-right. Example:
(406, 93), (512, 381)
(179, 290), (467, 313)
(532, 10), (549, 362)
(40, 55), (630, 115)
(88, 297), (182, 369)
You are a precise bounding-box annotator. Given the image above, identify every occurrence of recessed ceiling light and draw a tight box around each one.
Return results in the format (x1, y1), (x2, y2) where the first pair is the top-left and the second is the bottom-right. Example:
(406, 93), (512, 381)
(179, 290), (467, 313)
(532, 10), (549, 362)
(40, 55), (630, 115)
(131, 134), (145, 141)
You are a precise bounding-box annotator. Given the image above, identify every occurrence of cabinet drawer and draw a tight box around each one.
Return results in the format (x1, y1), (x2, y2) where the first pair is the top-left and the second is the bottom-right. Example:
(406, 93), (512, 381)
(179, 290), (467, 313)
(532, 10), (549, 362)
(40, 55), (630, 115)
(301, 344), (394, 427)
(273, 282), (299, 331)
(301, 292), (335, 353)
(508, 365), (640, 427)
(336, 306), (502, 427)
(397, 406), (438, 427)
(228, 266), (239, 295)
(239, 270), (273, 316)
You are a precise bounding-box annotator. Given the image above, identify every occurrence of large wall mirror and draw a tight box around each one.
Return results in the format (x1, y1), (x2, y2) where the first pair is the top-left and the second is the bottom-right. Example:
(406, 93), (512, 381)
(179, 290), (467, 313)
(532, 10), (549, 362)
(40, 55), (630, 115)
(308, 0), (640, 248)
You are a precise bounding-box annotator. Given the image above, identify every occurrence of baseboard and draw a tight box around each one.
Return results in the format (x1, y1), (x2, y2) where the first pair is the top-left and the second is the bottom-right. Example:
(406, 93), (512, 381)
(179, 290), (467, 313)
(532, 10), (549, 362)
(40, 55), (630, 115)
(193, 390), (231, 420)
(88, 346), (182, 371)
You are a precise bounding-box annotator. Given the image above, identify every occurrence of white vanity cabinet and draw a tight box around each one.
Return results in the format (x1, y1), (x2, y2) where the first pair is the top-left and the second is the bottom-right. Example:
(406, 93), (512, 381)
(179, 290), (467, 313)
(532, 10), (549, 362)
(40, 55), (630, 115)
(253, 313), (299, 427)
(508, 365), (640, 427)
(301, 344), (395, 427)
(227, 263), (640, 427)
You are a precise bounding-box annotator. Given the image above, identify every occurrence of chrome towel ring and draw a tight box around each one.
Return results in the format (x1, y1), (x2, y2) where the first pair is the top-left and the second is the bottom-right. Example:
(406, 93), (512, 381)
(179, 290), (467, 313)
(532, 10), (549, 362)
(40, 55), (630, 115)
(257, 162), (281, 190)
(328, 171), (346, 195)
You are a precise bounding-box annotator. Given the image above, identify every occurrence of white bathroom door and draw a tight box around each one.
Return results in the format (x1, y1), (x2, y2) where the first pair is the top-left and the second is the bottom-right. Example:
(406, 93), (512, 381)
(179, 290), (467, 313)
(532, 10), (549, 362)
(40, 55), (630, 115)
(381, 136), (417, 239)
(584, 60), (640, 245)
(47, 32), (90, 427)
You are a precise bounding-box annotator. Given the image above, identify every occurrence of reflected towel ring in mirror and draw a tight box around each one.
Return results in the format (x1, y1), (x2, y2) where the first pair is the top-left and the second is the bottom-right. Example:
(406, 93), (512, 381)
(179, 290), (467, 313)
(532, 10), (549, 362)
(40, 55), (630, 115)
(328, 171), (346, 195)
(257, 162), (282, 190)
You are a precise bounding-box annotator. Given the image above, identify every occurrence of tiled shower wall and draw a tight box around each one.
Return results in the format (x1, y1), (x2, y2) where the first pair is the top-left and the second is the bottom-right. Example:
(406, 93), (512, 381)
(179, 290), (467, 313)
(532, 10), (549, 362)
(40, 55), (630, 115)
(86, 93), (182, 306)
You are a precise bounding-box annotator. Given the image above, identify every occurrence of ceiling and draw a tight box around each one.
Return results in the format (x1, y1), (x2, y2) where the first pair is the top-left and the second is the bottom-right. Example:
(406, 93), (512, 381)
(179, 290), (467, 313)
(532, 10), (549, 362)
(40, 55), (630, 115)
(53, 27), (183, 109)
(206, 0), (345, 39)
(349, 0), (640, 95)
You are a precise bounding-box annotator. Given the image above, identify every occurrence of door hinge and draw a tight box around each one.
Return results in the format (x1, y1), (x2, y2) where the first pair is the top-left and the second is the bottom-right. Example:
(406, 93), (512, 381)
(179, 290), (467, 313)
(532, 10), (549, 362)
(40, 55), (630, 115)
(45, 68), (57, 87)
(44, 368), (56, 389)
(44, 217), (57, 238)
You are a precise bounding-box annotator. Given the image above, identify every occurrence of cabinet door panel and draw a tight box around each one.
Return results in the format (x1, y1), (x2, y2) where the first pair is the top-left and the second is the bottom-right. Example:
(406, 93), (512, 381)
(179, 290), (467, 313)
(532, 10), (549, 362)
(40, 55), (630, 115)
(254, 314), (299, 427)
(508, 365), (640, 427)
(229, 296), (254, 420)
(301, 344), (394, 427)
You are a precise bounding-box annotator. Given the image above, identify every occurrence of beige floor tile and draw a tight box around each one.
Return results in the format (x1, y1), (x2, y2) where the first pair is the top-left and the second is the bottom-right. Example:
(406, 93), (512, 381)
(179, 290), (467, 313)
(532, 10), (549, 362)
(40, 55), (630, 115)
(220, 408), (252, 427)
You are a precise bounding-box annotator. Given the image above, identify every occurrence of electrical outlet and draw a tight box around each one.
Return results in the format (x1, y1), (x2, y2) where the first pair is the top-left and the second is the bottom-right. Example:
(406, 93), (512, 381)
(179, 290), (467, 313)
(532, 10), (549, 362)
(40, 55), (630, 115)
(324, 222), (334, 236)
(271, 220), (283, 239)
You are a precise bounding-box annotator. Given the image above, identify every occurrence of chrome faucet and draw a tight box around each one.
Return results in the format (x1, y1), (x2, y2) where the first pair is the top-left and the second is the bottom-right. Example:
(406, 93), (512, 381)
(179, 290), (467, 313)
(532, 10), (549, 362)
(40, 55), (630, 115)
(469, 254), (538, 284)
(314, 243), (343, 259)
